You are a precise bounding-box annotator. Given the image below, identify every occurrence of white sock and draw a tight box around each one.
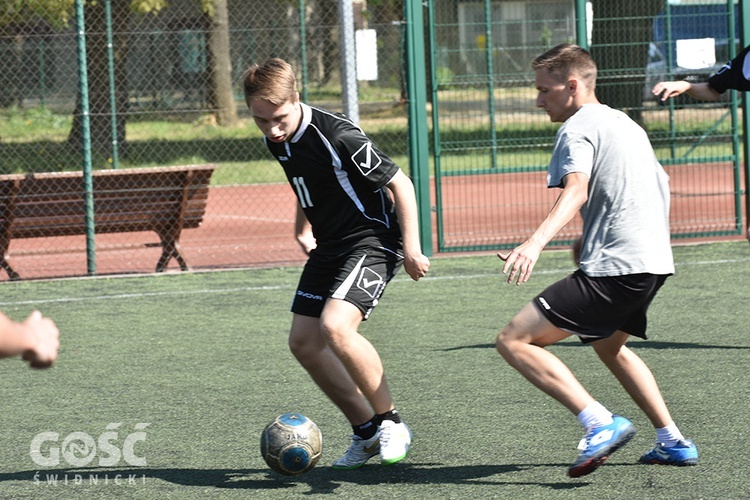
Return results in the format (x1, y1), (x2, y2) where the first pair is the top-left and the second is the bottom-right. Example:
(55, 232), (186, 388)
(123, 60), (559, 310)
(576, 401), (614, 430)
(655, 422), (685, 447)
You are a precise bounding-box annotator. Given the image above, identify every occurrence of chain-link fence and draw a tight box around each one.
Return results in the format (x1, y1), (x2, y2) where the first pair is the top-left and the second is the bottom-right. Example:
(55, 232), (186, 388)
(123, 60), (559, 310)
(1, 0), (746, 280)
(429, 0), (746, 253)
(0, 0), (409, 280)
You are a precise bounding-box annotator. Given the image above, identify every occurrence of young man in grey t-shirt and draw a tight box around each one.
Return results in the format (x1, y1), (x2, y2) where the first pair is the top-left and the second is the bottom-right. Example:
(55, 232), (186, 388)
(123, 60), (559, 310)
(495, 44), (698, 478)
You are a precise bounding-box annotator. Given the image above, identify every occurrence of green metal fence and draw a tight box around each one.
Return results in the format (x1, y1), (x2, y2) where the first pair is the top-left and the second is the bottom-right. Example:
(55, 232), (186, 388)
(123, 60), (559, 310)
(428, 0), (746, 253)
(0, 0), (746, 281)
(0, 0), (411, 280)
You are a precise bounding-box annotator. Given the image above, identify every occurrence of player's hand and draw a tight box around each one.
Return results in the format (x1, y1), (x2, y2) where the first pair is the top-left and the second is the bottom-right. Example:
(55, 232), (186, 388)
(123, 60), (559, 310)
(21, 310), (60, 369)
(296, 234), (317, 256)
(497, 239), (543, 285)
(651, 81), (689, 101)
(404, 253), (430, 281)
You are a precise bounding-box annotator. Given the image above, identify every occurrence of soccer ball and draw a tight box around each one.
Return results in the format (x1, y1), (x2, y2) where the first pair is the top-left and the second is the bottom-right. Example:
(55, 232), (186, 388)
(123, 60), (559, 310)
(260, 412), (323, 476)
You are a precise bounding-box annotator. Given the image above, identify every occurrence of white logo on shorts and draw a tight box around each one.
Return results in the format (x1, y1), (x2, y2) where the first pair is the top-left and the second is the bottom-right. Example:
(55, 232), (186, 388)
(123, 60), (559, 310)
(538, 297), (551, 310)
(357, 267), (384, 299)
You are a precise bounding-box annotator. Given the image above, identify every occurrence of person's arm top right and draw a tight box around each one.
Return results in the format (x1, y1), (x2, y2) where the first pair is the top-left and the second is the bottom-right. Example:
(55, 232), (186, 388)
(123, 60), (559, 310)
(652, 81), (722, 102)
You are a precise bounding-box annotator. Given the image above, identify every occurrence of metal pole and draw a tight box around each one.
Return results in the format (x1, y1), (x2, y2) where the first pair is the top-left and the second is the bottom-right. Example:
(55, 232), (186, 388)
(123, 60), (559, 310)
(483, 0), (497, 169)
(427, 0), (444, 252)
(574, 0), (589, 49)
(404, 0), (432, 256)
(105, 0), (119, 169)
(337, 0), (359, 123)
(298, 0), (309, 102)
(739, 0), (750, 237)
(75, 0), (96, 275)
(37, 40), (46, 105)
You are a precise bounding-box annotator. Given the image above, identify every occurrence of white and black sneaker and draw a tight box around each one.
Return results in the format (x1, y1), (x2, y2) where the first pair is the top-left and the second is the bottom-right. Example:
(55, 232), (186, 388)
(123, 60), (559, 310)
(379, 420), (412, 466)
(332, 431), (381, 469)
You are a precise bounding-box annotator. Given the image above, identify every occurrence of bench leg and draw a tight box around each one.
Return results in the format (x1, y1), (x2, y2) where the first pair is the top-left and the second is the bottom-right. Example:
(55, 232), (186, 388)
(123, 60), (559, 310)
(0, 254), (21, 281)
(156, 241), (189, 272)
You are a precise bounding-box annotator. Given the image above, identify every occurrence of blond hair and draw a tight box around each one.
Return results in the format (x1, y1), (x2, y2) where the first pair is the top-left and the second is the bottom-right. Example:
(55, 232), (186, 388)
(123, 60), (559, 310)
(532, 44), (597, 90)
(242, 58), (298, 106)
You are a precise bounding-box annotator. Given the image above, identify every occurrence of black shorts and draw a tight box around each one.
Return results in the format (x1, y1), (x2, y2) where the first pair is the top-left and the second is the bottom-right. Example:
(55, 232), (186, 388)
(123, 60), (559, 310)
(291, 238), (403, 320)
(533, 270), (669, 343)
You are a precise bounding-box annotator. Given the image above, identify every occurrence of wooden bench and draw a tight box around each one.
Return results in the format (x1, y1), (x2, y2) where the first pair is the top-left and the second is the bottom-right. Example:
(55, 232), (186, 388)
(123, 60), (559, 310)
(0, 164), (216, 280)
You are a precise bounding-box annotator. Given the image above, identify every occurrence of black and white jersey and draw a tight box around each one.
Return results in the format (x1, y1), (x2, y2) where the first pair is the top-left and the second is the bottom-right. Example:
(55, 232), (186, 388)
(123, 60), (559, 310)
(708, 45), (750, 93)
(263, 103), (402, 249)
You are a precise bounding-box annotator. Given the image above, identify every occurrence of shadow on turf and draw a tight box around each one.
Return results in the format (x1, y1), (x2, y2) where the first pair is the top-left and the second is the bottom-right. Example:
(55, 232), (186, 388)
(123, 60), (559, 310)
(1, 464), (592, 492)
(442, 341), (750, 351)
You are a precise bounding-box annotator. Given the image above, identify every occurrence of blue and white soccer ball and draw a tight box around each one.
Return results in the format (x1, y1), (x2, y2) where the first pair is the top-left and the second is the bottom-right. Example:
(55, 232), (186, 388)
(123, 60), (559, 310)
(260, 412), (323, 476)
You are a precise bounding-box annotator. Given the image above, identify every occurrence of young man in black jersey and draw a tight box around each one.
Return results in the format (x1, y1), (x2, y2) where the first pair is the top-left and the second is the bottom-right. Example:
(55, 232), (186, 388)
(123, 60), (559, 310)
(653, 45), (750, 245)
(242, 58), (430, 469)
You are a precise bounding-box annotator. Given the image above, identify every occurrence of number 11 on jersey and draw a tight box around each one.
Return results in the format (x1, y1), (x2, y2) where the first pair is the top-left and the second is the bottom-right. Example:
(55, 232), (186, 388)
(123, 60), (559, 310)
(293, 177), (313, 208)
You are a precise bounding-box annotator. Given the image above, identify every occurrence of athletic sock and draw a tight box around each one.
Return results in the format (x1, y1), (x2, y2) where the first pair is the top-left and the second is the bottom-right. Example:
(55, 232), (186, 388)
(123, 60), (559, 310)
(376, 408), (402, 424)
(353, 416), (380, 440)
(655, 422), (685, 447)
(576, 401), (614, 430)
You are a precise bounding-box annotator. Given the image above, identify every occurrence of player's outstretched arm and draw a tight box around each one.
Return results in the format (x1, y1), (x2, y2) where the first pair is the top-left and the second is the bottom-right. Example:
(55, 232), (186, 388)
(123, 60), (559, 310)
(652, 81), (721, 102)
(499, 172), (588, 285)
(387, 170), (430, 281)
(0, 310), (60, 369)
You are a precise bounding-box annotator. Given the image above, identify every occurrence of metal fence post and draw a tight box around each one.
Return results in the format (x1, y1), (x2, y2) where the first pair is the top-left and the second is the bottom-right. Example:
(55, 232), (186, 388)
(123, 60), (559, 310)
(75, 0), (97, 275)
(404, 0), (432, 256)
(298, 0), (309, 103)
(105, 0), (119, 169)
(575, 0), (589, 49)
(338, 0), (358, 123)
(740, 0), (750, 234)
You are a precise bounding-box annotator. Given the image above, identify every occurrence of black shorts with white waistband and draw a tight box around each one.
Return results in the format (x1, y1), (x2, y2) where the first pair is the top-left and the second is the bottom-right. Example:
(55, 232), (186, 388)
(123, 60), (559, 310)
(532, 269), (670, 343)
(291, 237), (403, 320)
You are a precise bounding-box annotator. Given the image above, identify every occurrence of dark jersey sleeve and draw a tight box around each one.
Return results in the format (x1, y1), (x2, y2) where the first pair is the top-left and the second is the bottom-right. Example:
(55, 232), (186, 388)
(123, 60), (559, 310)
(332, 119), (400, 190)
(708, 45), (750, 93)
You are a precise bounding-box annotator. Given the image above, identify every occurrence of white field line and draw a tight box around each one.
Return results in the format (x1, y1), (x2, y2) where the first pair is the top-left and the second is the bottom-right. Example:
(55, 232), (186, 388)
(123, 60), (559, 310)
(1, 256), (748, 307)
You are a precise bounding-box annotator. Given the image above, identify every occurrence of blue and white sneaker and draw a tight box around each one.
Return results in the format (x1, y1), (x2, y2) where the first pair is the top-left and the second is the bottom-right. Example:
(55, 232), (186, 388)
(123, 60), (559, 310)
(639, 439), (698, 466)
(568, 415), (636, 478)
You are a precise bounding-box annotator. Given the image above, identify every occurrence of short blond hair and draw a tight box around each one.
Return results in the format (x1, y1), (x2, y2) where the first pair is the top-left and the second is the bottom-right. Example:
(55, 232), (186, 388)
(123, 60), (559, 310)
(532, 44), (597, 90)
(242, 58), (297, 107)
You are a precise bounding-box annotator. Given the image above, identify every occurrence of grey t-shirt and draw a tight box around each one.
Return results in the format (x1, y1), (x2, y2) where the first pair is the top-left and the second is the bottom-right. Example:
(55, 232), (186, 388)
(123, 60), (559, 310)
(547, 103), (674, 277)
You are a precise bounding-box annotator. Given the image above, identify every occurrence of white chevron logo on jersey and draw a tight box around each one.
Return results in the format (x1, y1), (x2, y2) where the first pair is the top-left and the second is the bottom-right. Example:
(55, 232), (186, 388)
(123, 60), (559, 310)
(352, 142), (382, 176)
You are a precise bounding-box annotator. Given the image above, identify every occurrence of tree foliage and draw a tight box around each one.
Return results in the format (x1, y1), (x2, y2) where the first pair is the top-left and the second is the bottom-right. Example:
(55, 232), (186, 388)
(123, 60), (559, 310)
(0, 0), (168, 28)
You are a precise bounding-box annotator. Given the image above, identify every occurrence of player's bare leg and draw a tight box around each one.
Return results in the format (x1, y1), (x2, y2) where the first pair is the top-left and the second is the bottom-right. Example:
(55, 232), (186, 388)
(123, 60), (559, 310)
(592, 331), (699, 467)
(288, 313), (374, 425)
(320, 298), (412, 467)
(591, 331), (672, 427)
(496, 302), (635, 477)
(496, 302), (594, 414)
(319, 298), (394, 415)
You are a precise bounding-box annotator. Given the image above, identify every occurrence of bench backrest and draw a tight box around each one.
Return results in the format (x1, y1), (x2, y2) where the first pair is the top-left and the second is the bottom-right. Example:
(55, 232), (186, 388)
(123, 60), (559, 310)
(0, 165), (216, 240)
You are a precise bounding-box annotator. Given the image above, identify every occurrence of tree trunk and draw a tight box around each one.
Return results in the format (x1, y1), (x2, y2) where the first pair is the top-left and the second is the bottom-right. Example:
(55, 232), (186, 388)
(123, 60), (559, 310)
(68, 0), (129, 158)
(205, 0), (237, 127)
(590, 0), (665, 125)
